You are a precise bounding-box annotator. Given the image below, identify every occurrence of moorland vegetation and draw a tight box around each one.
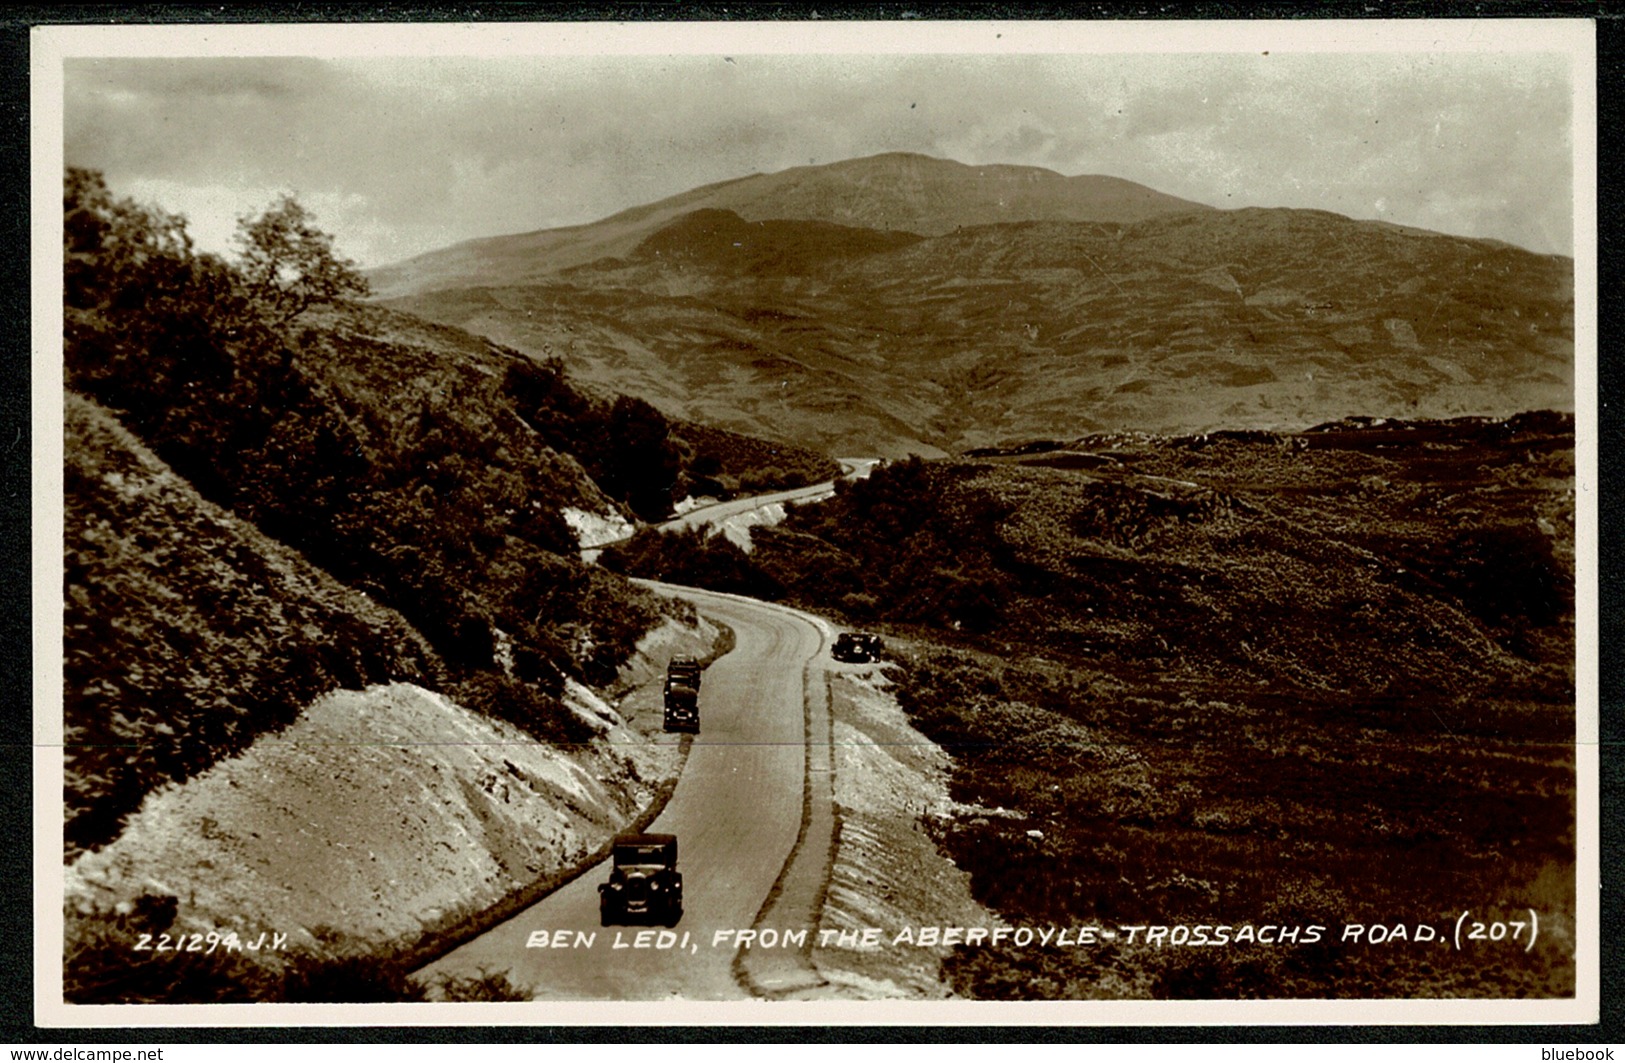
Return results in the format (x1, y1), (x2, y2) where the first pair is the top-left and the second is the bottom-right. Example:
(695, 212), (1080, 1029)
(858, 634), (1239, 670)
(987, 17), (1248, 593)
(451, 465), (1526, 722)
(610, 417), (1577, 997)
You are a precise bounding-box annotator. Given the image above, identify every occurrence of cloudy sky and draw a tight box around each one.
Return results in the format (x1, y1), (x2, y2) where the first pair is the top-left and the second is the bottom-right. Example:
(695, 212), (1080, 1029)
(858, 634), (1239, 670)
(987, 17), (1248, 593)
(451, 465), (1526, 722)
(51, 20), (1586, 269)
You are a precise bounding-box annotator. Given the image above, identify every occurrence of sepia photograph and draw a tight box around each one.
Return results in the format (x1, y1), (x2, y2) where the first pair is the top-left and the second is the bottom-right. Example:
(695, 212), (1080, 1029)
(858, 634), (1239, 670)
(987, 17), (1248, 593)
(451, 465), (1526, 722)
(30, 16), (1597, 1027)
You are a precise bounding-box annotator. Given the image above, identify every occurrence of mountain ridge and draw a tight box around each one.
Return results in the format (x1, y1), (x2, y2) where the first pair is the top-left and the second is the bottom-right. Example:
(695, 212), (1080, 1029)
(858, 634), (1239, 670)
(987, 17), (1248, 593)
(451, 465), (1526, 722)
(368, 151), (1213, 298)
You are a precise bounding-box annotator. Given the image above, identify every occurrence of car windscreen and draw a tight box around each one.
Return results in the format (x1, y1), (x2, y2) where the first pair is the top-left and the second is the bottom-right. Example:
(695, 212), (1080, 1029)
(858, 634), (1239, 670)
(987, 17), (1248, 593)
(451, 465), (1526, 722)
(613, 844), (672, 866)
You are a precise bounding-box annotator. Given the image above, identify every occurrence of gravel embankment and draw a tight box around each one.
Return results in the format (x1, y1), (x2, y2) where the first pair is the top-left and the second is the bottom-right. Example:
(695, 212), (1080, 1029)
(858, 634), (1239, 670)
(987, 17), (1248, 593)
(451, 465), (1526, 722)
(807, 665), (1000, 999)
(65, 618), (715, 971)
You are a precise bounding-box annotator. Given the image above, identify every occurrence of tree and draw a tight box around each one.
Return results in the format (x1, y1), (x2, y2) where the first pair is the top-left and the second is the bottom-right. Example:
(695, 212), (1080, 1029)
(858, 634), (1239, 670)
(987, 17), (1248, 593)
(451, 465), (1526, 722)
(234, 194), (370, 323)
(64, 167), (198, 312)
(604, 395), (686, 522)
(64, 168), (256, 434)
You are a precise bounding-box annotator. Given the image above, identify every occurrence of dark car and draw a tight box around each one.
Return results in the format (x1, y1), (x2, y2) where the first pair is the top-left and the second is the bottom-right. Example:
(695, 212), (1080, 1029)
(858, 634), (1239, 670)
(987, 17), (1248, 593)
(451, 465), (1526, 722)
(831, 632), (883, 663)
(599, 833), (683, 927)
(664, 657), (702, 732)
(666, 656), (702, 685)
(663, 680), (699, 732)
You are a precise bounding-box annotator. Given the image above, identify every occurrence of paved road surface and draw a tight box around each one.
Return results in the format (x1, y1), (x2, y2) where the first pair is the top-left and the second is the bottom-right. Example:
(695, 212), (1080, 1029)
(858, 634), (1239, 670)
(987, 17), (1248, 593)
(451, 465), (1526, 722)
(417, 584), (831, 1000)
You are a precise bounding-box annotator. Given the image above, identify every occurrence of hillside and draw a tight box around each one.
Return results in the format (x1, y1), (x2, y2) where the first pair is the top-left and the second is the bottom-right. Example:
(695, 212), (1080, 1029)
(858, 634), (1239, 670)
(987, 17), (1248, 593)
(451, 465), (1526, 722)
(369, 152), (1210, 298)
(608, 414), (1576, 997)
(61, 170), (785, 1001)
(387, 202), (1573, 456)
(63, 169), (694, 852)
(64, 393), (444, 856)
(61, 387), (728, 1004)
(896, 426), (1575, 1000)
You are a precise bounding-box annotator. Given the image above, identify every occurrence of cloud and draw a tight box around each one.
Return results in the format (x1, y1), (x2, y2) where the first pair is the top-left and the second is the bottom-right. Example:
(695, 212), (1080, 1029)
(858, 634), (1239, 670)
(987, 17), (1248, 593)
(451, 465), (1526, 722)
(61, 49), (1578, 266)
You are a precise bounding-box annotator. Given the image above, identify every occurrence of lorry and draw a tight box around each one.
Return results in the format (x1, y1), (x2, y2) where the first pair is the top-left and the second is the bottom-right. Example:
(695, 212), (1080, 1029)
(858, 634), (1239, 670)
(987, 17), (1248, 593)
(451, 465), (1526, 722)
(598, 832), (683, 927)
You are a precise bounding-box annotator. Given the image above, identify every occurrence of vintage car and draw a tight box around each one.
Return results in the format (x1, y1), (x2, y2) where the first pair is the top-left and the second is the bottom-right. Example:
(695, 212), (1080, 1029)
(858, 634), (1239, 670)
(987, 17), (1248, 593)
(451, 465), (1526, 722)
(598, 832), (683, 927)
(666, 656), (703, 686)
(831, 632), (883, 663)
(663, 680), (699, 733)
(664, 657), (702, 732)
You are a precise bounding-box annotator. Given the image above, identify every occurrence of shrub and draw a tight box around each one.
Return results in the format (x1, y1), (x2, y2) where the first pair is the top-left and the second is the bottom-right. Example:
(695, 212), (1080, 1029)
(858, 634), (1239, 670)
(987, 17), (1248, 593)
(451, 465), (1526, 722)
(450, 672), (595, 748)
(281, 956), (428, 1004)
(64, 905), (279, 1004)
(600, 526), (784, 600)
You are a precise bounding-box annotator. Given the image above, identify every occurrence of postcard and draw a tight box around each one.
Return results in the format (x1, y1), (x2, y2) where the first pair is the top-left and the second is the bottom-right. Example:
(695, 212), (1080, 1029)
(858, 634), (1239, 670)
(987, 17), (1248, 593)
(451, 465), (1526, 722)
(31, 15), (1598, 1027)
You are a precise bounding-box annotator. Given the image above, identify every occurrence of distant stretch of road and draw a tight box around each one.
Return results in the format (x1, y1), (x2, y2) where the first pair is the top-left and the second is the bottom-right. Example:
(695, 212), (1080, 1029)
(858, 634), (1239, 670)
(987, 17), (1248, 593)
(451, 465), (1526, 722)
(581, 458), (879, 561)
(663, 458), (881, 548)
(416, 583), (833, 1000)
(658, 482), (839, 553)
(421, 463), (880, 998)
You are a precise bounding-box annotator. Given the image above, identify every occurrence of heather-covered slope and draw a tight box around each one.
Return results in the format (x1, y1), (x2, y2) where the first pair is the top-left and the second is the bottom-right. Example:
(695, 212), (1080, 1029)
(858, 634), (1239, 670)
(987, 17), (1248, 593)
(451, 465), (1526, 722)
(64, 392), (443, 856)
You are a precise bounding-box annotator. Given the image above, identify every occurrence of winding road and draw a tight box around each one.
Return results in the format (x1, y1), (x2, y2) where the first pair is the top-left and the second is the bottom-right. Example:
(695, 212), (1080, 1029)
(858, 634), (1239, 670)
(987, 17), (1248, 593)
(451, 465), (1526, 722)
(419, 464), (882, 999)
(417, 582), (836, 1000)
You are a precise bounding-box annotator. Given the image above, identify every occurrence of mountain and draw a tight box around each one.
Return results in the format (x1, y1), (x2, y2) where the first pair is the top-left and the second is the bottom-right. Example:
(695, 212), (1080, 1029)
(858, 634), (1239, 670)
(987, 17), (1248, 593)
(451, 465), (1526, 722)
(380, 178), (1574, 456)
(368, 152), (1211, 299)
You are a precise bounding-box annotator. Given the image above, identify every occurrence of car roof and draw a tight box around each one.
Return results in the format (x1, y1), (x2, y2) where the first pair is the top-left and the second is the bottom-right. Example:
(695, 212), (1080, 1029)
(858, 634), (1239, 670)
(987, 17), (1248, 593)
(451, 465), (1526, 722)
(615, 832), (677, 846)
